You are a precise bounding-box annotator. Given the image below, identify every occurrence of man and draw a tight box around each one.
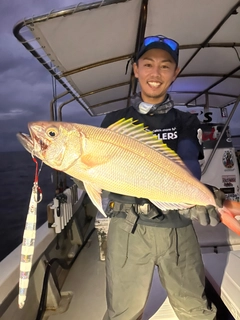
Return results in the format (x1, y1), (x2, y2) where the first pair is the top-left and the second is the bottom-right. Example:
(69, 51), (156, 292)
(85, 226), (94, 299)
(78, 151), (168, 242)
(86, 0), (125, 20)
(101, 35), (223, 320)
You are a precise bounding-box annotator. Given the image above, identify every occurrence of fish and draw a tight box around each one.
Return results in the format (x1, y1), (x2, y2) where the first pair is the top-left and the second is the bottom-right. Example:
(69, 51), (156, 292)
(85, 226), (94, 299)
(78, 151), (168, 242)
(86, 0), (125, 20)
(16, 118), (240, 235)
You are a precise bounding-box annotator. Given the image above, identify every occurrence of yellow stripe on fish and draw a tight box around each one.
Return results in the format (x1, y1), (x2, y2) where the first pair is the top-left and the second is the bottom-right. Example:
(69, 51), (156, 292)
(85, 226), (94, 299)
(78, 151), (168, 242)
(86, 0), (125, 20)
(108, 118), (191, 171)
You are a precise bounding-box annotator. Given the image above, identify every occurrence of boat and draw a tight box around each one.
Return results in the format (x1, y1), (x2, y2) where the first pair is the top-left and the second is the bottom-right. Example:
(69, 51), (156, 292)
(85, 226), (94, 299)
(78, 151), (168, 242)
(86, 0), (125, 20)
(0, 0), (240, 319)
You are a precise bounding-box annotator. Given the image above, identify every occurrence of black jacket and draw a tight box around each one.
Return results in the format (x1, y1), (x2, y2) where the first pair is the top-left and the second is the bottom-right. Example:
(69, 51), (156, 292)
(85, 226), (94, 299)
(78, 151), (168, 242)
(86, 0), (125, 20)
(101, 106), (203, 228)
(101, 106), (203, 159)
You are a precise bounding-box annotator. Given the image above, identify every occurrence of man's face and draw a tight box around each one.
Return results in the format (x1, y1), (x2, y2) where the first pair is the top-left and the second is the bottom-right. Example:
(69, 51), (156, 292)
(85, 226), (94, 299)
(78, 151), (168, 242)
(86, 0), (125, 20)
(133, 48), (180, 104)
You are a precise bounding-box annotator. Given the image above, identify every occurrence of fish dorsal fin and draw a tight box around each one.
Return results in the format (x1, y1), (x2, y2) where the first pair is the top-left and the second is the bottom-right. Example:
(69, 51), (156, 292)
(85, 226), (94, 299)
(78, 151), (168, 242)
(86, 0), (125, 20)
(107, 118), (188, 171)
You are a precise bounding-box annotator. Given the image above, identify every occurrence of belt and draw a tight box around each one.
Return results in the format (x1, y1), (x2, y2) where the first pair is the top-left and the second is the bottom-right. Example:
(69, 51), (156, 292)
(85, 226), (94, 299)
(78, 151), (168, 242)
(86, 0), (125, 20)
(106, 201), (161, 233)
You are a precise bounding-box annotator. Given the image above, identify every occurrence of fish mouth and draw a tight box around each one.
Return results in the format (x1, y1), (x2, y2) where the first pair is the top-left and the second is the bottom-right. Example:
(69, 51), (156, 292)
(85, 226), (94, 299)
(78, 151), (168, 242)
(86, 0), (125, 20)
(16, 126), (49, 155)
(29, 125), (49, 153)
(16, 132), (34, 154)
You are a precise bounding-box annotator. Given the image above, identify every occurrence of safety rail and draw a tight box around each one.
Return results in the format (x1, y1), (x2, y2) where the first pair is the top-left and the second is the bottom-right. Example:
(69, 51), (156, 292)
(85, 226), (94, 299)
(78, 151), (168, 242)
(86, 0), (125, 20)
(94, 198), (110, 261)
(201, 95), (240, 175)
(48, 184), (80, 233)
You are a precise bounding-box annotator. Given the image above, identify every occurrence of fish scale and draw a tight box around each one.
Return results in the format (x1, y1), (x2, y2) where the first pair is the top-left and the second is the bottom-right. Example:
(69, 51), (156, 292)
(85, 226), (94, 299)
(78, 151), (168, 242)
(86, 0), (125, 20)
(19, 118), (216, 213)
(16, 120), (240, 228)
(16, 118), (240, 310)
(48, 120), (216, 210)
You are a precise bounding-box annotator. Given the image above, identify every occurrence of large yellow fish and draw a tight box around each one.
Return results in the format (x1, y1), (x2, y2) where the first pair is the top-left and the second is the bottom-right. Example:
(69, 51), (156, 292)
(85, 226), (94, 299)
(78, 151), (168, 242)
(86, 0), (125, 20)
(17, 118), (240, 234)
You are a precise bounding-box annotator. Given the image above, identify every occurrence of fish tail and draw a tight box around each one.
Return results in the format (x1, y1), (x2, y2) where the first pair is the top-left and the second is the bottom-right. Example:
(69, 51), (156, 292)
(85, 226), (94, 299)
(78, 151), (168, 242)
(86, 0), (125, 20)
(219, 199), (240, 236)
(222, 199), (240, 216)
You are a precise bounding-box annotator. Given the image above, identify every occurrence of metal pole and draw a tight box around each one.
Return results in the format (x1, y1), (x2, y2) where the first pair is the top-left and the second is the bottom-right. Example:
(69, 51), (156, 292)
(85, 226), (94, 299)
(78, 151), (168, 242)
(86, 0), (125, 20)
(201, 95), (240, 175)
(57, 98), (75, 121)
(49, 91), (69, 120)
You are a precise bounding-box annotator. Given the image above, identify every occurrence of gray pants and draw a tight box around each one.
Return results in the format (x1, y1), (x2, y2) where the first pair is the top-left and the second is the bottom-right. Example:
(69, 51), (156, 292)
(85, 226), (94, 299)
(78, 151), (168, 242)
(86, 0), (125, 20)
(103, 217), (216, 320)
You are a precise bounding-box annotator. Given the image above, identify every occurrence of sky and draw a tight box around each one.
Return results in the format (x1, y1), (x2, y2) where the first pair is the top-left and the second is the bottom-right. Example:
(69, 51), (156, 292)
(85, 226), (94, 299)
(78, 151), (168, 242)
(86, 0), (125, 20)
(0, 0), (239, 152)
(0, 0), (104, 152)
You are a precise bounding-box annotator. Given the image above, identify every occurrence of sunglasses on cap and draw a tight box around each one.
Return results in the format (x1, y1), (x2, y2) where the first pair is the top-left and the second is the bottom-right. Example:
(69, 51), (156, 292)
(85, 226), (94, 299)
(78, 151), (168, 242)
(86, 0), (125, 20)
(127, 35), (179, 73)
(143, 35), (179, 51)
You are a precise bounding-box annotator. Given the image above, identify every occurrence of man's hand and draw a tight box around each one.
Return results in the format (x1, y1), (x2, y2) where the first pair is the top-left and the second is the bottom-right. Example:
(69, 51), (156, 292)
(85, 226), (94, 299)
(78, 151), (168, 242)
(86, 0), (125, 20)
(179, 185), (225, 226)
(180, 205), (220, 226)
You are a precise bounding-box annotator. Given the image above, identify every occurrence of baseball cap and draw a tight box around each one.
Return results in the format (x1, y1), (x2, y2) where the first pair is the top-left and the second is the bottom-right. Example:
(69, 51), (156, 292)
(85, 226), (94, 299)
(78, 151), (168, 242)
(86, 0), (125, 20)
(135, 35), (179, 65)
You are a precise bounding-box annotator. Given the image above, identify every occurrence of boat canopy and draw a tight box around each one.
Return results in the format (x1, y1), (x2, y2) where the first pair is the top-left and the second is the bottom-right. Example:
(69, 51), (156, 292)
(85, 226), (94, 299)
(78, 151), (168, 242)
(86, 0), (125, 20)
(13, 0), (240, 118)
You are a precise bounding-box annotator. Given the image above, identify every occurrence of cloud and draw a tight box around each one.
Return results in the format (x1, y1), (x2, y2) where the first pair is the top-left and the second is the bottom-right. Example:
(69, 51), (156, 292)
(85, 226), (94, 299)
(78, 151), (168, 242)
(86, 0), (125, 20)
(0, 0), (104, 152)
(0, 0), (239, 152)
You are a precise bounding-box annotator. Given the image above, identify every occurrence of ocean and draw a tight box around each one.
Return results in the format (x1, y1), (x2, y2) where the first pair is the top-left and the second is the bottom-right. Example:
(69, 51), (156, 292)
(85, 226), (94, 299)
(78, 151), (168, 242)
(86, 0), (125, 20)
(0, 151), (56, 261)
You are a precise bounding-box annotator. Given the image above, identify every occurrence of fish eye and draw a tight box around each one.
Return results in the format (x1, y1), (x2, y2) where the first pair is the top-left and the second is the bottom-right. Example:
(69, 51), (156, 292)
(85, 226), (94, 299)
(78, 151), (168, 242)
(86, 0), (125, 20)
(46, 127), (58, 137)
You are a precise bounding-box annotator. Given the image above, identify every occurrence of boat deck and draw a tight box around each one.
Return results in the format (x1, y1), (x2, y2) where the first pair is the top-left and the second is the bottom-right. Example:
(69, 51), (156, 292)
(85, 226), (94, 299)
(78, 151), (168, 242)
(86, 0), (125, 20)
(47, 229), (107, 320)
(47, 223), (178, 320)
(46, 218), (239, 320)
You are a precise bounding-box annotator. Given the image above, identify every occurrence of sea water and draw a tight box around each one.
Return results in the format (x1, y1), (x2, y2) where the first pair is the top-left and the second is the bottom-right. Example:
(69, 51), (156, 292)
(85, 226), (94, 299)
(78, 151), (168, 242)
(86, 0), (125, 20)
(0, 151), (56, 261)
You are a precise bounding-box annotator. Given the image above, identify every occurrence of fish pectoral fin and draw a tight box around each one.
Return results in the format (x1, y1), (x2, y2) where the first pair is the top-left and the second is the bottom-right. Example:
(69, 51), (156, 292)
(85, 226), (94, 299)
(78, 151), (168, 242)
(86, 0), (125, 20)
(83, 182), (107, 217)
(150, 200), (192, 211)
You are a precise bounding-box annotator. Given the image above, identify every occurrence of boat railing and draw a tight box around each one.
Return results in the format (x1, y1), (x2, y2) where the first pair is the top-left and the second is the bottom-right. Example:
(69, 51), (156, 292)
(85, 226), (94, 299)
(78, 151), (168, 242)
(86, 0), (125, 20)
(0, 185), (86, 319)
(202, 95), (240, 175)
(48, 184), (80, 234)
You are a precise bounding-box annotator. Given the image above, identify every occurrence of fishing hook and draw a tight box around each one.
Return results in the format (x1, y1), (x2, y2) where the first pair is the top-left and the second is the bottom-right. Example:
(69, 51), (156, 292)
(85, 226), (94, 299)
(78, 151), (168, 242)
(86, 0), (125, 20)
(31, 154), (43, 203)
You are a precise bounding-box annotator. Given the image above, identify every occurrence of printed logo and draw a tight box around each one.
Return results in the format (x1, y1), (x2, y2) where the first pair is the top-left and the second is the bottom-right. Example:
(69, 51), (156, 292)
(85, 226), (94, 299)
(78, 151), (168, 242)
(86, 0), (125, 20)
(153, 128), (178, 141)
(222, 175), (236, 187)
(222, 151), (234, 169)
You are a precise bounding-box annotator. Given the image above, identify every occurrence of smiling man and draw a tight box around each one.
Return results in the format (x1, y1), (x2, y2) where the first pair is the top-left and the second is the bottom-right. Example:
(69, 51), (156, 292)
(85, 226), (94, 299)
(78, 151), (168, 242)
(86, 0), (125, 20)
(133, 48), (179, 103)
(101, 35), (220, 320)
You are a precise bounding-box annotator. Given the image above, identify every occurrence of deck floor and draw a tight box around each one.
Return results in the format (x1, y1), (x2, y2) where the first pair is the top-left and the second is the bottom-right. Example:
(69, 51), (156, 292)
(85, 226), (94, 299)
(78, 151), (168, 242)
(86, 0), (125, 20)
(47, 220), (237, 320)
(47, 225), (178, 320)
